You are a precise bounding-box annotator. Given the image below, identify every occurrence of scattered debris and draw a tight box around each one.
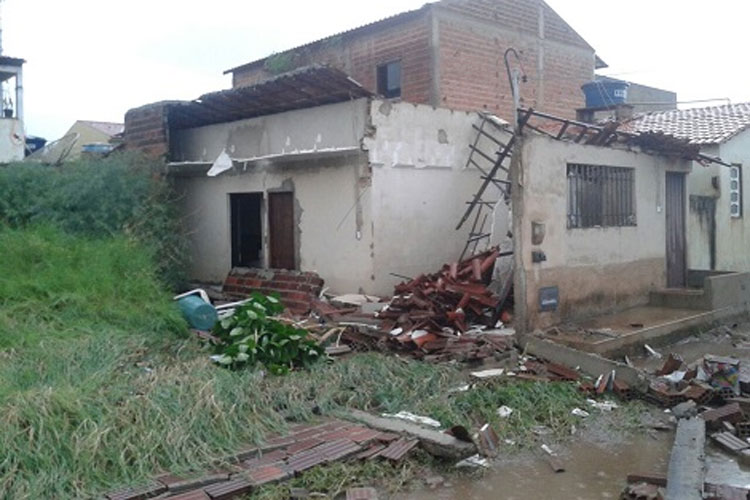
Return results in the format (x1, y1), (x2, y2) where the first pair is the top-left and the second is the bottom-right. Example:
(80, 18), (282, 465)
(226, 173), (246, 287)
(644, 344), (663, 359)
(496, 405), (514, 418)
(346, 487), (379, 500)
(455, 454), (490, 469)
(476, 423), (500, 457)
(671, 400), (697, 420)
(381, 411), (441, 429)
(470, 368), (506, 380)
(571, 408), (590, 418)
(586, 399), (619, 412)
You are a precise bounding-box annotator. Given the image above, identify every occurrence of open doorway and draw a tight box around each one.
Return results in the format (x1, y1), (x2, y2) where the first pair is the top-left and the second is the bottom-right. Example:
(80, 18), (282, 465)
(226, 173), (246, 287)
(230, 193), (263, 268)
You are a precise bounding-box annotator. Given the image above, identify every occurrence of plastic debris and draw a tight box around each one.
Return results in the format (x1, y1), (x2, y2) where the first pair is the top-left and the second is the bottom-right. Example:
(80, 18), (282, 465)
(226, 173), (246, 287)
(455, 454), (490, 469)
(644, 344), (663, 359)
(586, 399), (619, 411)
(382, 411), (441, 428)
(497, 406), (514, 418)
(571, 408), (590, 418)
(470, 368), (505, 380)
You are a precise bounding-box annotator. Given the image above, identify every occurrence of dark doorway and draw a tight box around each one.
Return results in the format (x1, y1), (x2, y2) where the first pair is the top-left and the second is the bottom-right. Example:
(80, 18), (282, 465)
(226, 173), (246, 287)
(230, 193), (263, 268)
(268, 192), (296, 270)
(665, 172), (687, 288)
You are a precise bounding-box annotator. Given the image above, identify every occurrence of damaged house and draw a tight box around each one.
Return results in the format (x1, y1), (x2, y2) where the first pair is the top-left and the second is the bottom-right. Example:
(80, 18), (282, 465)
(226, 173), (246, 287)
(124, 0), (750, 342)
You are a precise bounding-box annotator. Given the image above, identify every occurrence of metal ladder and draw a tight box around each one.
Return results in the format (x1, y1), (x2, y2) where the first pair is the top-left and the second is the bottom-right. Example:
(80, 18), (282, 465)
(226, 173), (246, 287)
(456, 113), (517, 261)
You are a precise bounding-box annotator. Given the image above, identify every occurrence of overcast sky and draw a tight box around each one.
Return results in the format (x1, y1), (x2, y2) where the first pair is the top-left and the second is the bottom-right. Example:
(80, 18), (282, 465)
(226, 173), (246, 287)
(4, 0), (748, 140)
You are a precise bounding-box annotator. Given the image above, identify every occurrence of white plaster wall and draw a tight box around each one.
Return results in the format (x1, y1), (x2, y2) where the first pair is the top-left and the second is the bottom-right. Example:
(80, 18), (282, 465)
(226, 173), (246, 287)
(364, 100), (505, 293)
(0, 119), (24, 162)
(517, 134), (691, 327)
(173, 156), (374, 293)
(171, 99), (368, 162)
(715, 130), (750, 271)
(685, 148), (720, 271)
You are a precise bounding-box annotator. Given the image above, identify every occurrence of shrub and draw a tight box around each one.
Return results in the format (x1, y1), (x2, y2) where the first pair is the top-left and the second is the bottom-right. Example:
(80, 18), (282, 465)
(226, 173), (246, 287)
(0, 153), (189, 289)
(211, 293), (324, 375)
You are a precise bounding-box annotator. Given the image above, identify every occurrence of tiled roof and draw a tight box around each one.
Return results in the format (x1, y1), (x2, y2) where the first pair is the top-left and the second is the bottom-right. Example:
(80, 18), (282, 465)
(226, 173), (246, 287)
(628, 103), (750, 145)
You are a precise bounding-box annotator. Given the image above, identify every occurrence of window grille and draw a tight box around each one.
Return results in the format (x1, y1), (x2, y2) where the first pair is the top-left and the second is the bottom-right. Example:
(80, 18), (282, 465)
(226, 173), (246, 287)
(730, 164), (742, 218)
(567, 164), (636, 228)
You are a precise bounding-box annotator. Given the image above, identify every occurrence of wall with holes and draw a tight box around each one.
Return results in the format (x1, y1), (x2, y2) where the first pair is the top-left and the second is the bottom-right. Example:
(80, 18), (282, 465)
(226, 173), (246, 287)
(168, 98), (511, 295)
(364, 99), (512, 294)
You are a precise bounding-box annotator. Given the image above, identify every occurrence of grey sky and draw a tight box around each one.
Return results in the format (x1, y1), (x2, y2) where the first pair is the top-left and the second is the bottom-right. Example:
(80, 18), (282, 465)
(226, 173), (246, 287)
(4, 0), (748, 140)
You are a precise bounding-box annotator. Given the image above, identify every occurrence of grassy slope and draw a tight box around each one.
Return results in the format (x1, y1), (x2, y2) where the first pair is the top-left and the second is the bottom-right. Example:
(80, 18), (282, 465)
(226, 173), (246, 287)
(0, 227), (598, 499)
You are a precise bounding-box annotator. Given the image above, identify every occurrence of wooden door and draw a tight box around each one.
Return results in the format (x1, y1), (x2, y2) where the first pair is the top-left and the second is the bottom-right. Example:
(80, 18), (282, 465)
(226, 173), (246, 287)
(268, 192), (296, 270)
(665, 172), (687, 288)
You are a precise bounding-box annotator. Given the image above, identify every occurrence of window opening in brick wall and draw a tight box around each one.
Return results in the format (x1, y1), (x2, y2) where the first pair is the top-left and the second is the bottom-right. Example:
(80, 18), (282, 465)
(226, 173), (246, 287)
(377, 60), (401, 99)
(567, 164), (636, 228)
(730, 164), (743, 218)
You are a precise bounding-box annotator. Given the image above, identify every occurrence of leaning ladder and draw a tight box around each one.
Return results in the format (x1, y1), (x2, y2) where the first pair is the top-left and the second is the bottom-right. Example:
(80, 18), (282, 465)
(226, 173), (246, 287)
(456, 114), (516, 260)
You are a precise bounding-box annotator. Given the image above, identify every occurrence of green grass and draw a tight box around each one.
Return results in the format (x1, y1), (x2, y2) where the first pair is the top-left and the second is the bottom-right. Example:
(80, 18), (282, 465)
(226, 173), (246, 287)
(0, 227), (598, 499)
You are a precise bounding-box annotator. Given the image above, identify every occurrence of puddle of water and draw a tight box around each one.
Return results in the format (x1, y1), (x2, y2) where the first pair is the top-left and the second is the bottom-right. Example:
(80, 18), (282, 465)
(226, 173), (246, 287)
(401, 433), (750, 499)
(706, 444), (750, 489)
(400, 433), (672, 500)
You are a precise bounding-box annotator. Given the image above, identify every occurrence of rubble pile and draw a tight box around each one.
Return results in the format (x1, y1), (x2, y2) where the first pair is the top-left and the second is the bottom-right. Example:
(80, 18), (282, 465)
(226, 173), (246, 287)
(336, 247), (517, 362)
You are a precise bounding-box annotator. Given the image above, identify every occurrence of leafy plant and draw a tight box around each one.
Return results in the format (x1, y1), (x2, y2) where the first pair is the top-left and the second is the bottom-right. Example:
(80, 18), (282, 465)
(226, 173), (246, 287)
(211, 293), (323, 375)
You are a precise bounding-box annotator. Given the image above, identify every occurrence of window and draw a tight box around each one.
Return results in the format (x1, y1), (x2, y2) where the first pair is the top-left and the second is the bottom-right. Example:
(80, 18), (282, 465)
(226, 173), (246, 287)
(377, 60), (401, 99)
(567, 164), (636, 228)
(730, 164), (742, 218)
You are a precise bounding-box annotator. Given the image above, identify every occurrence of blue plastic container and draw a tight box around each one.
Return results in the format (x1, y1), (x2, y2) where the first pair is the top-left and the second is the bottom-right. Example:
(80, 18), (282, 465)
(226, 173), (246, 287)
(177, 295), (218, 331)
(581, 80), (629, 109)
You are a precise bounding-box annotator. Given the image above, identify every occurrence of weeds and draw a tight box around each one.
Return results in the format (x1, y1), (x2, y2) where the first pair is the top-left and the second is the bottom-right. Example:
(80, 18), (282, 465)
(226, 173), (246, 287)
(0, 153), (189, 289)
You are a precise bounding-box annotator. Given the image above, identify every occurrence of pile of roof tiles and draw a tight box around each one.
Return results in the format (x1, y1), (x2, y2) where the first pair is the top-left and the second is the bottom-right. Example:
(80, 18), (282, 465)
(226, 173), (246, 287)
(372, 247), (515, 362)
(104, 420), (411, 500)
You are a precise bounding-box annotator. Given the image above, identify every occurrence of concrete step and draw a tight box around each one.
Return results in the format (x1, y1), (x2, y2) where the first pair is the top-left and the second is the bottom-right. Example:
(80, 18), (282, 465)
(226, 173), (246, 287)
(649, 288), (710, 311)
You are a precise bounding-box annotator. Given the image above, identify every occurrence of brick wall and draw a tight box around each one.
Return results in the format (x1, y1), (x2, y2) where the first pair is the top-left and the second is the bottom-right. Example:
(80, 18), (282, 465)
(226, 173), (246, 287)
(223, 268), (325, 315)
(229, 0), (595, 120)
(123, 101), (177, 159)
(232, 13), (434, 105)
(436, 0), (594, 120)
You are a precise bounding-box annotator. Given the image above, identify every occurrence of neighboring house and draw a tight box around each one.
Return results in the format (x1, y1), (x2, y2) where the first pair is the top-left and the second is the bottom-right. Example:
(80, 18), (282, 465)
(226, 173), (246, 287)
(224, 0), (605, 121)
(0, 55), (25, 162)
(62, 120), (124, 159)
(629, 103), (750, 274)
(577, 76), (677, 123)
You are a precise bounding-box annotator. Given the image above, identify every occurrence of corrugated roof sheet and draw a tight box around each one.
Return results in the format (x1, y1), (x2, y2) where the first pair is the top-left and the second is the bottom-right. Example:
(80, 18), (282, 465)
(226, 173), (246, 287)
(628, 102), (750, 145)
(169, 65), (372, 130)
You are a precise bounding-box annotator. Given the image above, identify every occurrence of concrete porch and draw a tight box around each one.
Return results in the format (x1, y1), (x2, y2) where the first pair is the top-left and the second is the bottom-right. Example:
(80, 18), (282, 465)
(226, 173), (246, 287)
(542, 271), (750, 358)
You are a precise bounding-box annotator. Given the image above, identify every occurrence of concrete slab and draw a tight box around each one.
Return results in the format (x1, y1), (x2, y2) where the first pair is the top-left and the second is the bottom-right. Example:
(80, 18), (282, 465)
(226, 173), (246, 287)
(666, 418), (706, 500)
(543, 305), (729, 358)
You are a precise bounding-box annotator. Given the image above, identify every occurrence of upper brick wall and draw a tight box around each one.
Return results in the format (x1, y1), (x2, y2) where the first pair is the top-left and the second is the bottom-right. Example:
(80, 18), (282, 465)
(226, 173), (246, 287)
(123, 102), (177, 159)
(232, 14), (434, 105)
(437, 0), (592, 49)
(436, 1), (594, 120)
(228, 0), (595, 120)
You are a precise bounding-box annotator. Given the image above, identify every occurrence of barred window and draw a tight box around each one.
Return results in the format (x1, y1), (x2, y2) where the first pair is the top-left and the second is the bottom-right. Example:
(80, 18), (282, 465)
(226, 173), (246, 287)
(730, 164), (742, 218)
(567, 164), (636, 229)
